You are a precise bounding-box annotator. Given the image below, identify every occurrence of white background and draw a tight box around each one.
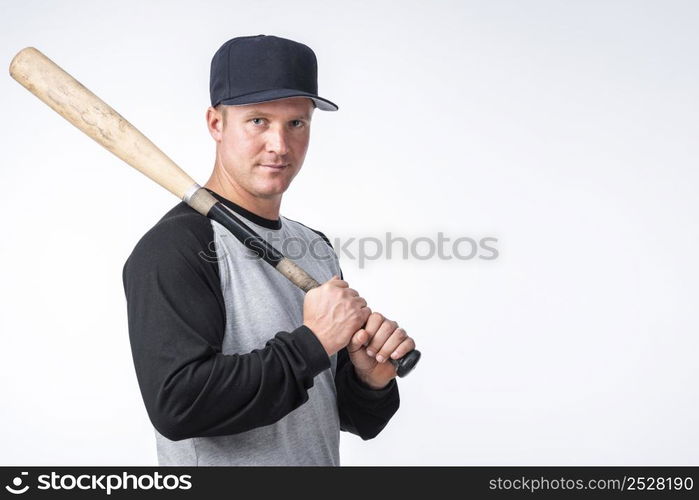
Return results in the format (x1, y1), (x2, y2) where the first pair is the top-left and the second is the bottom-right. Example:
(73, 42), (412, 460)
(1, 0), (697, 465)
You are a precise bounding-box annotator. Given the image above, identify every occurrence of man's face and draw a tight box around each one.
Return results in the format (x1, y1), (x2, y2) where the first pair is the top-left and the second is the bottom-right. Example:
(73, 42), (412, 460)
(208, 97), (314, 201)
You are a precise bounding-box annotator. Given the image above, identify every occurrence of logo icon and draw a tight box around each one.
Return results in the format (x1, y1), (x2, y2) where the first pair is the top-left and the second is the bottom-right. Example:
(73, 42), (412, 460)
(5, 472), (29, 495)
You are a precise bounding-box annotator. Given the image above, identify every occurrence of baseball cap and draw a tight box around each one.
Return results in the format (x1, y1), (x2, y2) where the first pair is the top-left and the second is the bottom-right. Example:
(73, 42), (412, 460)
(209, 34), (338, 111)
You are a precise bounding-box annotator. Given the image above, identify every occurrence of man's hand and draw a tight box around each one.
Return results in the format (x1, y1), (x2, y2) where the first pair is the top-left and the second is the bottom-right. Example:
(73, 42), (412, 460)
(347, 312), (416, 389)
(303, 276), (372, 357)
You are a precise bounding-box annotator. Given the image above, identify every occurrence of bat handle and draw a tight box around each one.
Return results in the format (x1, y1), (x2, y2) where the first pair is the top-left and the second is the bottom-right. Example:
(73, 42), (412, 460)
(388, 349), (421, 377)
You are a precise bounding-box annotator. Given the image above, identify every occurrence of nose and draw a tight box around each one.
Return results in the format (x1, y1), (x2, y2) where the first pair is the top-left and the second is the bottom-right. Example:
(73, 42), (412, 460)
(266, 125), (289, 156)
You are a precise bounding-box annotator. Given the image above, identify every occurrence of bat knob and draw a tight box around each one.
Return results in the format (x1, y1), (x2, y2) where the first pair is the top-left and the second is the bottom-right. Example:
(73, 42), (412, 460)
(390, 349), (421, 377)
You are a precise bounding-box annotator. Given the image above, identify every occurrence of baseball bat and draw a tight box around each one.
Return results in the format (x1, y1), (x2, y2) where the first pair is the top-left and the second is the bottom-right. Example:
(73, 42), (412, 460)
(9, 47), (421, 377)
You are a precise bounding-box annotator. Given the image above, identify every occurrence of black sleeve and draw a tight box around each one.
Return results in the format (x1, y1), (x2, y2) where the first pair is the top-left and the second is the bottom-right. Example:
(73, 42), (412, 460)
(308, 229), (400, 440)
(334, 347), (400, 440)
(304, 228), (401, 439)
(122, 207), (331, 441)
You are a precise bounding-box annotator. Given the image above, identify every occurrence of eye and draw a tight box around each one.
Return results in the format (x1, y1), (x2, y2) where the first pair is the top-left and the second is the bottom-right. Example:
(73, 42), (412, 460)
(291, 119), (305, 128)
(250, 118), (265, 125)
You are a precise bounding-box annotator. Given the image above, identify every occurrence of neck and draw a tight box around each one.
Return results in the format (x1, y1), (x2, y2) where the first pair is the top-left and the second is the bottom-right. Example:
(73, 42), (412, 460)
(203, 168), (281, 221)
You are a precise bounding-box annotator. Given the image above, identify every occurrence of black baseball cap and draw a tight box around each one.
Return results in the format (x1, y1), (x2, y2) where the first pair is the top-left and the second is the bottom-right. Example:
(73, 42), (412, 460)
(210, 35), (338, 111)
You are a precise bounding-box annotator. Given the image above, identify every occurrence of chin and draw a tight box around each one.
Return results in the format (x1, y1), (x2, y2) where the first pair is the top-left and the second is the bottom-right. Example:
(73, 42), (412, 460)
(254, 183), (291, 199)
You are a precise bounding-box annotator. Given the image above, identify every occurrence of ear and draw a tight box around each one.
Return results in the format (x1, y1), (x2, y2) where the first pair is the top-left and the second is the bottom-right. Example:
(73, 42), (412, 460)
(206, 106), (223, 142)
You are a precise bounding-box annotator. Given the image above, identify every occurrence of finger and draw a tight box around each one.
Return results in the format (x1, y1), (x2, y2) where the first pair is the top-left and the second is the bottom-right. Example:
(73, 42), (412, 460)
(360, 306), (372, 324)
(364, 312), (385, 336)
(389, 337), (416, 360)
(376, 328), (410, 363)
(366, 319), (398, 358)
(327, 277), (349, 288)
(352, 296), (368, 309)
(345, 288), (360, 297)
(348, 329), (368, 353)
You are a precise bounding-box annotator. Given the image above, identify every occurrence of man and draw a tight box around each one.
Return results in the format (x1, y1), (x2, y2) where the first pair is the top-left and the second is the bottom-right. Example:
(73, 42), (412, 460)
(123, 34), (415, 466)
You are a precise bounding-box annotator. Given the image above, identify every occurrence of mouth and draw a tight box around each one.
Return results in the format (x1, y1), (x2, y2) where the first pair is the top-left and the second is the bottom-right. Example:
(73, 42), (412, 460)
(259, 163), (289, 170)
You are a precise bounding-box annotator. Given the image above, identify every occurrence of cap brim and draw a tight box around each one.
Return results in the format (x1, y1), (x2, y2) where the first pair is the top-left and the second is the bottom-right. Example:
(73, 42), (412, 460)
(217, 88), (338, 111)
